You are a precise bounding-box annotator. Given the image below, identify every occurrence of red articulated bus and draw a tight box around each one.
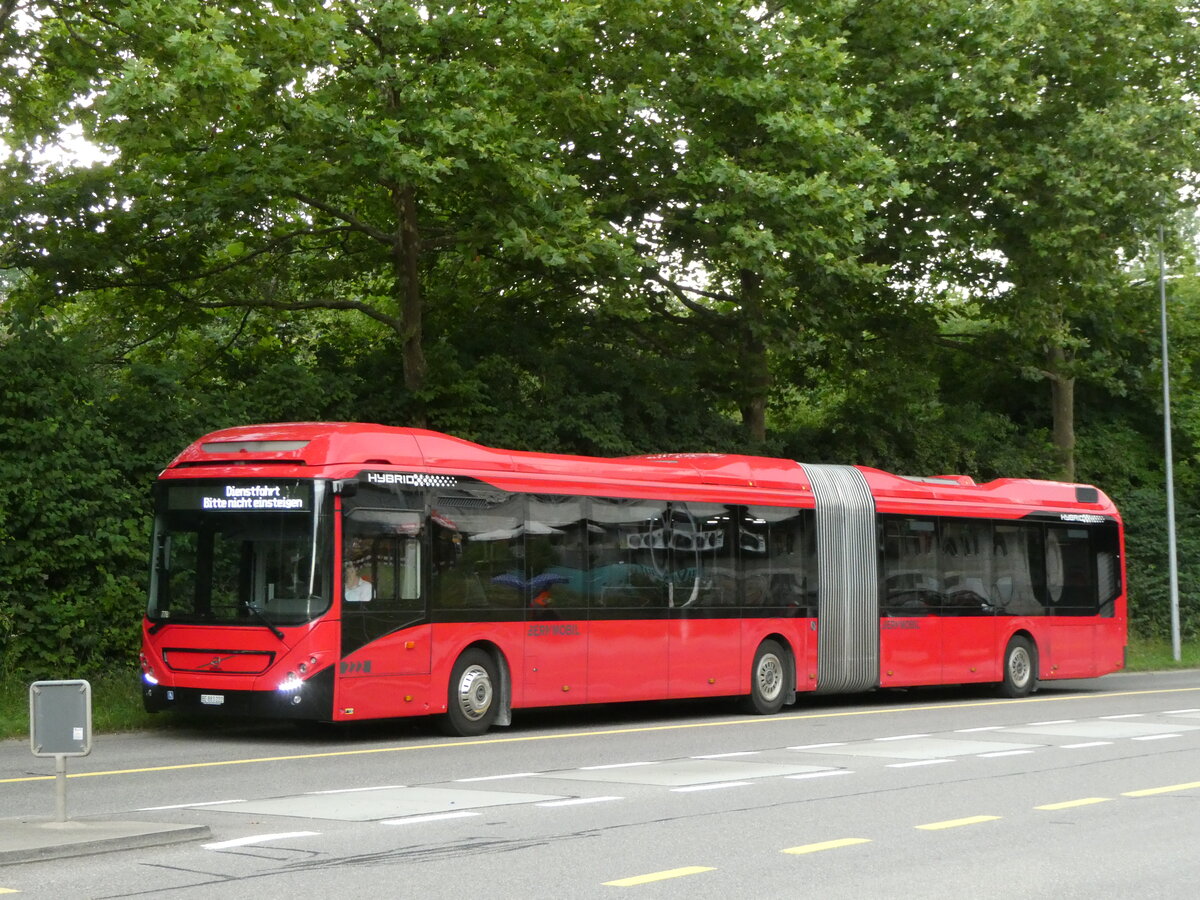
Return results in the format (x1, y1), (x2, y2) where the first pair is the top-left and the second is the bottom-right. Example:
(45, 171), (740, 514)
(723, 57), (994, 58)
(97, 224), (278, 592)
(140, 422), (1126, 736)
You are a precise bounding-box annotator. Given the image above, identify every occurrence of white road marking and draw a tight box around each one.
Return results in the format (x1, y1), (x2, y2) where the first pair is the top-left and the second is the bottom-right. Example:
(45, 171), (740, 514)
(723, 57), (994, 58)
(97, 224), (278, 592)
(380, 811), (480, 825)
(204, 832), (319, 850)
(580, 761), (655, 770)
(977, 750), (1036, 758)
(692, 751), (761, 759)
(304, 785), (405, 794)
(670, 781), (751, 792)
(537, 796), (623, 807)
(138, 800), (244, 811)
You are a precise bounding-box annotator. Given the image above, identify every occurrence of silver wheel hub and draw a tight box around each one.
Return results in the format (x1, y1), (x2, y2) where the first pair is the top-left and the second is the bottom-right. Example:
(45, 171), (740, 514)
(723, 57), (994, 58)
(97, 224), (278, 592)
(456, 665), (494, 721)
(1009, 648), (1030, 686)
(757, 654), (783, 701)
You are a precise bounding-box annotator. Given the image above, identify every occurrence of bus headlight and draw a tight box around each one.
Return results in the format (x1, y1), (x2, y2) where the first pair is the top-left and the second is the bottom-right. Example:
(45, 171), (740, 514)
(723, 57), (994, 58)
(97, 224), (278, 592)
(277, 672), (304, 693)
(140, 654), (159, 685)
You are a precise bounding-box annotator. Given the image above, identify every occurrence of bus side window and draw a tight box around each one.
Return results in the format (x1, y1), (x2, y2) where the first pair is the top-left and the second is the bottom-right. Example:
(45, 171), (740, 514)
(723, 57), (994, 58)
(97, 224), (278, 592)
(669, 503), (737, 609)
(525, 496), (589, 613)
(881, 517), (940, 616)
(588, 499), (670, 609)
(430, 491), (524, 611)
(741, 507), (813, 616)
(341, 508), (425, 656)
(992, 524), (1045, 616)
(1045, 526), (1097, 615)
(940, 520), (993, 616)
(1095, 523), (1121, 617)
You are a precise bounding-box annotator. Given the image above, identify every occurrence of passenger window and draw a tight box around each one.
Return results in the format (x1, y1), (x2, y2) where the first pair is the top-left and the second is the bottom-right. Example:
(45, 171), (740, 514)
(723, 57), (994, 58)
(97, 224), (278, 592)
(524, 496), (589, 613)
(430, 490), (525, 611)
(940, 520), (994, 616)
(882, 518), (940, 615)
(1045, 526), (1096, 615)
(992, 523), (1045, 615)
(670, 503), (738, 609)
(587, 499), (669, 609)
(741, 507), (816, 616)
(341, 508), (424, 656)
(1095, 523), (1121, 617)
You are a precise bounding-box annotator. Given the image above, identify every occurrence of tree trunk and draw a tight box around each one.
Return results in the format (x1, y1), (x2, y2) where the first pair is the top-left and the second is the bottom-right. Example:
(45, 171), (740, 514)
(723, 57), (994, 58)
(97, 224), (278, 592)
(394, 184), (427, 426)
(1047, 344), (1075, 482)
(738, 270), (769, 444)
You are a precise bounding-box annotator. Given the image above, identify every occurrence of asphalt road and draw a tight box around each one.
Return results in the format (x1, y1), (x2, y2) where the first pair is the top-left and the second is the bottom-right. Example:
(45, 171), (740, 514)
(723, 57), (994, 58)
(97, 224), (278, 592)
(2, 669), (1199, 898)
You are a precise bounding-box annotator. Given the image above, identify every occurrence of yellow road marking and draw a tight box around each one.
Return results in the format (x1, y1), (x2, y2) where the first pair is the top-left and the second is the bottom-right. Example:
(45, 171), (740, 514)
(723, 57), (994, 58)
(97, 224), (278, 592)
(782, 838), (872, 855)
(603, 867), (714, 887)
(0, 888), (21, 894)
(1123, 781), (1200, 797)
(2, 685), (1194, 785)
(1035, 798), (1110, 810)
(916, 815), (1001, 830)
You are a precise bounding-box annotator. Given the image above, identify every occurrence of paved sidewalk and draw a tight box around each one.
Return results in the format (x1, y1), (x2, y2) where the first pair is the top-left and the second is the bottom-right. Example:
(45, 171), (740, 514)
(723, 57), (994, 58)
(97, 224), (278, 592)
(0, 817), (210, 865)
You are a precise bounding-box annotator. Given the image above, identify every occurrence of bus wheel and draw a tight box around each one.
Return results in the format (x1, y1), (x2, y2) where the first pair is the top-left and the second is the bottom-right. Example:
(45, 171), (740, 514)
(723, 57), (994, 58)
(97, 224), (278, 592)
(440, 649), (499, 737)
(742, 639), (788, 715)
(1000, 636), (1037, 698)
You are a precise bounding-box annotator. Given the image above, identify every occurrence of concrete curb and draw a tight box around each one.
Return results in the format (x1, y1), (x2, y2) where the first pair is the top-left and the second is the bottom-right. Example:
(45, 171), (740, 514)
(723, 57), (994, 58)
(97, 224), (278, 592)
(0, 818), (211, 865)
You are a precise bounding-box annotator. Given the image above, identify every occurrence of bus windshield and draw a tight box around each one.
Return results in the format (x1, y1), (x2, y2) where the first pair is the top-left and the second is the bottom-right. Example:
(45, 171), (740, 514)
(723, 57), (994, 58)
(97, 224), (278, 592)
(147, 480), (333, 628)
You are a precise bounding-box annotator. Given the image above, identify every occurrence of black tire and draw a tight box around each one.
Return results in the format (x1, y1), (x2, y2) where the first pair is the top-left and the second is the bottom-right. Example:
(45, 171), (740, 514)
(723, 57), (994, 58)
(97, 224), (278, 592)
(742, 639), (788, 715)
(439, 649), (500, 736)
(999, 635), (1037, 698)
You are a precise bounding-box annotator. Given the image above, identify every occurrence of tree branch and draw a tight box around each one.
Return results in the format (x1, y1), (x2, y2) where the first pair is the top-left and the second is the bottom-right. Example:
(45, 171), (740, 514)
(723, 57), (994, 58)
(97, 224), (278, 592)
(292, 192), (396, 246)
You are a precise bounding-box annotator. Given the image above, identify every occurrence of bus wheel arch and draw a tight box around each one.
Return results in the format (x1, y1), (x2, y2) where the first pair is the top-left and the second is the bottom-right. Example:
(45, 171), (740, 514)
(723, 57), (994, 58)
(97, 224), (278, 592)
(439, 643), (511, 736)
(999, 632), (1038, 698)
(741, 637), (793, 715)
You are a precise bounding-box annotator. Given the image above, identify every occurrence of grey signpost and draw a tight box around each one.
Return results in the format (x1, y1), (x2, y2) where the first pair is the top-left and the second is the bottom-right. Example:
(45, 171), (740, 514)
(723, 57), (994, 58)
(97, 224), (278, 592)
(29, 679), (93, 822)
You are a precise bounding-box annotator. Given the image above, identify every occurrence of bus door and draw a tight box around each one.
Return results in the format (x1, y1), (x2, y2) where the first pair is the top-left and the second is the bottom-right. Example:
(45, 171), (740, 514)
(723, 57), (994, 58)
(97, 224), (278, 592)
(938, 520), (999, 684)
(879, 517), (942, 686)
(1041, 524), (1099, 678)
(522, 496), (590, 707)
(339, 506), (431, 677)
(667, 503), (740, 699)
(586, 498), (670, 703)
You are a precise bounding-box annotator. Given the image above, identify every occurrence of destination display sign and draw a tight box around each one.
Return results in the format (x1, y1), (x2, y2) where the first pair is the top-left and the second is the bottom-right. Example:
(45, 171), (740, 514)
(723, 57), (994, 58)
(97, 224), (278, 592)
(166, 481), (311, 512)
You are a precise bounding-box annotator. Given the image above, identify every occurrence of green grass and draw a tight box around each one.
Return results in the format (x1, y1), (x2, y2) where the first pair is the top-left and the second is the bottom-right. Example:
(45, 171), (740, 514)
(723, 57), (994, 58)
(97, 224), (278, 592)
(0, 670), (163, 743)
(1125, 633), (1200, 670)
(2, 636), (1197, 741)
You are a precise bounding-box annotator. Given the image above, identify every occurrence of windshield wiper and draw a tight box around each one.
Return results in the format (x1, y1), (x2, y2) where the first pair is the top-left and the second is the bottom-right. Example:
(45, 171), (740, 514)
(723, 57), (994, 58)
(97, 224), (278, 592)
(245, 605), (286, 641)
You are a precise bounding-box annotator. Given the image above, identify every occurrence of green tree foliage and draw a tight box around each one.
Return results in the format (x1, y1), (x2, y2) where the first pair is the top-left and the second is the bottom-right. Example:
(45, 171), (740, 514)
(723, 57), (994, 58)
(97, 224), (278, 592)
(842, 0), (1200, 480)
(0, 320), (145, 676)
(3, 0), (645, 423)
(2, 1), (907, 441)
(2, 1), (1199, 674)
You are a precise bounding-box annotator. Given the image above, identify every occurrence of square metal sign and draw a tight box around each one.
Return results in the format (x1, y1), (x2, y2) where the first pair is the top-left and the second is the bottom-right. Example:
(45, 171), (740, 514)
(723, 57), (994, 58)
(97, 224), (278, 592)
(29, 680), (92, 757)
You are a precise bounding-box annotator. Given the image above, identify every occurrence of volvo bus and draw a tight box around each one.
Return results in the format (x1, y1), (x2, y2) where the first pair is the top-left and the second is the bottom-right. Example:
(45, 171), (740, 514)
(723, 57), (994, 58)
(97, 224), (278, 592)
(140, 423), (1126, 736)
